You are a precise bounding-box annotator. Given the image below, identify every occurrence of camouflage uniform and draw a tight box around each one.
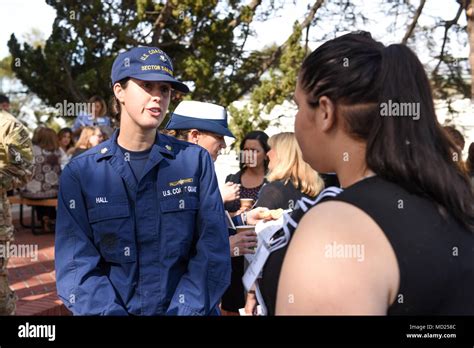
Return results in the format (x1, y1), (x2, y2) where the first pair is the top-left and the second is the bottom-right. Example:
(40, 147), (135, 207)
(0, 110), (33, 315)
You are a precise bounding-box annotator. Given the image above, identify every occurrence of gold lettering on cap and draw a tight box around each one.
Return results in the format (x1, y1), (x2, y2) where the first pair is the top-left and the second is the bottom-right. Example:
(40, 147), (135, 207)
(141, 65), (173, 75)
(148, 48), (163, 55)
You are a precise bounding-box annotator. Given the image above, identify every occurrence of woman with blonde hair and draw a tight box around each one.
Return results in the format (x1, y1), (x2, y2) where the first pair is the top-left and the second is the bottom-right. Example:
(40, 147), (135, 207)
(255, 132), (324, 210)
(69, 126), (104, 158)
(244, 132), (324, 315)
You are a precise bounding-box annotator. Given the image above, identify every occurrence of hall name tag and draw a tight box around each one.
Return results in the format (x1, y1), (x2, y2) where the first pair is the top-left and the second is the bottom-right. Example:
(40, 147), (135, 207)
(162, 186), (197, 197)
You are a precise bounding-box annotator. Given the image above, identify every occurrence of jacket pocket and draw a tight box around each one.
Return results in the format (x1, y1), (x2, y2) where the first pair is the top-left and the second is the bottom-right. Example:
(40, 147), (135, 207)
(87, 204), (136, 263)
(160, 196), (199, 257)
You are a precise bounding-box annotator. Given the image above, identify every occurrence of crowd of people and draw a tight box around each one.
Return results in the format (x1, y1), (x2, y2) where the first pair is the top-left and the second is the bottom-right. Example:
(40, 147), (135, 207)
(1, 30), (474, 316)
(5, 102), (112, 233)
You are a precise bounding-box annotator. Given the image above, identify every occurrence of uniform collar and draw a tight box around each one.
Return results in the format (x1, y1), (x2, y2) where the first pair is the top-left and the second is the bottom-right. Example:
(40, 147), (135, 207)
(155, 132), (176, 158)
(95, 129), (176, 161)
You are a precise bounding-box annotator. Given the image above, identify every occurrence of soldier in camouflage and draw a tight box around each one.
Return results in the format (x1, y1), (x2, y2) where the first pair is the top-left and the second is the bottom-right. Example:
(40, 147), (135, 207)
(0, 103), (33, 315)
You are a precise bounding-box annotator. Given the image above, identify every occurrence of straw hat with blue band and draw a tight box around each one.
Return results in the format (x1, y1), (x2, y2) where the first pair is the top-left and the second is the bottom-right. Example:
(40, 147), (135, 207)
(111, 46), (189, 93)
(166, 101), (235, 138)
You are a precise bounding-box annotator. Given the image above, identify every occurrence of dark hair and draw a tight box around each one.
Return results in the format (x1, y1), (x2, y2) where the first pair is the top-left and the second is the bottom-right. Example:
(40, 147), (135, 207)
(34, 127), (59, 152)
(299, 32), (474, 231)
(58, 127), (72, 136)
(111, 77), (130, 122)
(239, 130), (270, 172)
(161, 129), (192, 141)
(0, 94), (9, 104)
(163, 129), (224, 144)
(467, 142), (474, 176)
(58, 127), (74, 150)
(443, 126), (465, 151)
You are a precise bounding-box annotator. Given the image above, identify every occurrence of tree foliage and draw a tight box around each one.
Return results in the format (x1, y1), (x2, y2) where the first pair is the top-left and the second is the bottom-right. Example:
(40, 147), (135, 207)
(8, 0), (297, 140)
(7, 0), (474, 144)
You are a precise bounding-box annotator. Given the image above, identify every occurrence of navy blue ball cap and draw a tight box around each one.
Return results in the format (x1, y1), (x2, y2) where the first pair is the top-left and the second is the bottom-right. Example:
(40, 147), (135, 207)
(111, 46), (189, 93)
(166, 101), (235, 138)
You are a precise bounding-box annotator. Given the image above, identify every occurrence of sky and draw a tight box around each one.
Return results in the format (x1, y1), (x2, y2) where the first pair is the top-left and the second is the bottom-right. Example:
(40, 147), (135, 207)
(0, 0), (56, 58)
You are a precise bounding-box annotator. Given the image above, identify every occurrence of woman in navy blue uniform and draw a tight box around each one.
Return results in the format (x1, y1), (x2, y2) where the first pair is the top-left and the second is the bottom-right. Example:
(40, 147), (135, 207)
(55, 47), (231, 315)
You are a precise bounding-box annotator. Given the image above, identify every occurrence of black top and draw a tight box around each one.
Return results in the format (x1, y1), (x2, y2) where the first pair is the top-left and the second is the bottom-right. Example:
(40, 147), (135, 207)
(221, 171), (265, 312)
(255, 180), (313, 210)
(224, 171), (266, 213)
(320, 173), (340, 188)
(221, 178), (308, 312)
(259, 176), (474, 315)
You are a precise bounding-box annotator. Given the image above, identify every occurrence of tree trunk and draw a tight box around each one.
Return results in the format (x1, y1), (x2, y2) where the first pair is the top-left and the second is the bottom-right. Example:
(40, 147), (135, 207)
(151, 0), (174, 47)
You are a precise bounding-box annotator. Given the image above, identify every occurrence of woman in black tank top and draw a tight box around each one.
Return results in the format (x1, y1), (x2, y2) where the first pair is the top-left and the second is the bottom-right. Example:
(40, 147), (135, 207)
(253, 31), (474, 315)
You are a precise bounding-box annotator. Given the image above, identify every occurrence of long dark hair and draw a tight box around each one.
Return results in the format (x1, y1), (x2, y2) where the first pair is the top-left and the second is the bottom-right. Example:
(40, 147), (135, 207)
(58, 127), (74, 150)
(299, 32), (474, 231)
(239, 130), (270, 172)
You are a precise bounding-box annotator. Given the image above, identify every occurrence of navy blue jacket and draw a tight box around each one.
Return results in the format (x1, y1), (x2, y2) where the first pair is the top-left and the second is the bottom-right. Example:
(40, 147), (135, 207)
(55, 130), (231, 315)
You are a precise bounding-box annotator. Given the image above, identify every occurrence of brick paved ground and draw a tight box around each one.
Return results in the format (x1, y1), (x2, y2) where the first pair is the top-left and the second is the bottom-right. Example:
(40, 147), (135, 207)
(7, 205), (71, 315)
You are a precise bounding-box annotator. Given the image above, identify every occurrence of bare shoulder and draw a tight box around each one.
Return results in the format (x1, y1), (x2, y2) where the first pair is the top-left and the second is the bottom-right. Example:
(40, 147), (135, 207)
(275, 200), (399, 315)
